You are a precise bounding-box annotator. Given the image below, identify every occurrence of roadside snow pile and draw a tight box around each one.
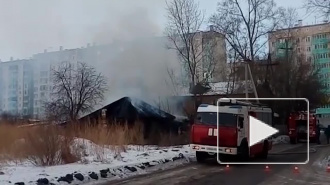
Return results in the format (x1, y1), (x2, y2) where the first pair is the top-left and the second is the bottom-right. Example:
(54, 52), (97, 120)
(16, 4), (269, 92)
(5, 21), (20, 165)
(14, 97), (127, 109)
(0, 138), (193, 185)
(272, 135), (290, 145)
(313, 155), (330, 169)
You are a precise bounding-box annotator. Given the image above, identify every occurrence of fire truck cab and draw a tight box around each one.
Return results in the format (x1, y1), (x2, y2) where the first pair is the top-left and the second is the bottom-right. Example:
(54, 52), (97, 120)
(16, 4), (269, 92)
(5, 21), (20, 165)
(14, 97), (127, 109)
(190, 98), (274, 163)
(288, 111), (317, 144)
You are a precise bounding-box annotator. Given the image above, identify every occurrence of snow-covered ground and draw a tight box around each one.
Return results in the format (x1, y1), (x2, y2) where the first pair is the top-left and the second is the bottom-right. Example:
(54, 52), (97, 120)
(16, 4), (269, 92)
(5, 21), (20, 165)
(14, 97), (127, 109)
(0, 138), (194, 185)
(272, 135), (290, 145)
(0, 135), (292, 185)
(314, 155), (330, 169)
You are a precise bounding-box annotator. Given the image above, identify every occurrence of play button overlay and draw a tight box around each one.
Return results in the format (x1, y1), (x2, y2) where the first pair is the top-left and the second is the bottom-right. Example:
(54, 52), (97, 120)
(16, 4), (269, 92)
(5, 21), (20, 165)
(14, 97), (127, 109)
(216, 98), (309, 165)
(249, 116), (279, 147)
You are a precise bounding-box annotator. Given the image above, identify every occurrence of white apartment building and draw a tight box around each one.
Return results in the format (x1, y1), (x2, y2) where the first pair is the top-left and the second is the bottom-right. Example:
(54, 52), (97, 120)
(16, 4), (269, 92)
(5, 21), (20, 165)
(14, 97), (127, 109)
(32, 47), (80, 118)
(0, 59), (33, 117)
(166, 27), (227, 85)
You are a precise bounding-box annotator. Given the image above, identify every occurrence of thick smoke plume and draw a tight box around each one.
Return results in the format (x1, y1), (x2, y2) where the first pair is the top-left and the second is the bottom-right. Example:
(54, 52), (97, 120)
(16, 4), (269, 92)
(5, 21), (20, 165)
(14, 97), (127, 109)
(87, 2), (187, 111)
(0, 0), (187, 115)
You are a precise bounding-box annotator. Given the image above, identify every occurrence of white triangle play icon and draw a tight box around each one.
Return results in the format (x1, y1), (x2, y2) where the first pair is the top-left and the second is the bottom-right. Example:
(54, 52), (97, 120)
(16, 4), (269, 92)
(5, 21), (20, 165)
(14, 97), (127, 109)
(249, 116), (279, 147)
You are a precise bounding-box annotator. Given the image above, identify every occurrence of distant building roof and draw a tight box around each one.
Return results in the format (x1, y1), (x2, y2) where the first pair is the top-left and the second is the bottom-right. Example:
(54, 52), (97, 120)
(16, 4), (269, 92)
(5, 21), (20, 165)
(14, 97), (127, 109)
(268, 22), (330, 34)
(176, 80), (254, 96)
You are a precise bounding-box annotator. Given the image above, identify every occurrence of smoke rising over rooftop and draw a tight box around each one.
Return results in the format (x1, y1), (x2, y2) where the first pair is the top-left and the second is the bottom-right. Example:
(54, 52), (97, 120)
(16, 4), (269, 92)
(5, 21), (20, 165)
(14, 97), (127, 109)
(0, 0), (184, 110)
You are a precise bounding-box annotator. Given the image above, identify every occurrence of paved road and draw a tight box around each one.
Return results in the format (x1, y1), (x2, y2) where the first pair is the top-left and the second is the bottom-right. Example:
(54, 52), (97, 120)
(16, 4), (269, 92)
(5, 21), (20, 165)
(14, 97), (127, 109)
(104, 143), (321, 185)
(259, 144), (330, 185)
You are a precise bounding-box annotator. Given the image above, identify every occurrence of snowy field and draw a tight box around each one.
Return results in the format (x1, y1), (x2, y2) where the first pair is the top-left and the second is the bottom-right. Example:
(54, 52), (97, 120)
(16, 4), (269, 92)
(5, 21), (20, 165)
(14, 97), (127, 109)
(0, 138), (193, 185)
(0, 135), (290, 185)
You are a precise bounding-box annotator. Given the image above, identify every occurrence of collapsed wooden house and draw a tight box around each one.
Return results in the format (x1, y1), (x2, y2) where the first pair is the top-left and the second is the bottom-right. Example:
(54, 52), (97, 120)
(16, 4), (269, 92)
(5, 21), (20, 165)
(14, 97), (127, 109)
(79, 97), (188, 139)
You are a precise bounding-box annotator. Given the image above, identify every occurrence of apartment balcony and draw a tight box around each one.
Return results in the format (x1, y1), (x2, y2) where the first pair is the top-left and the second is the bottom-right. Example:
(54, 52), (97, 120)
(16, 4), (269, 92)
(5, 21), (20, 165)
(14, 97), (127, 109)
(312, 38), (330, 45)
(316, 107), (330, 115)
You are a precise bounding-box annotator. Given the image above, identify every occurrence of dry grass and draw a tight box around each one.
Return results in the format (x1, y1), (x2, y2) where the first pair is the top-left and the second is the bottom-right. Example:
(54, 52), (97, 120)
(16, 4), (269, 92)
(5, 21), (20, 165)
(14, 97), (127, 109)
(0, 120), (189, 167)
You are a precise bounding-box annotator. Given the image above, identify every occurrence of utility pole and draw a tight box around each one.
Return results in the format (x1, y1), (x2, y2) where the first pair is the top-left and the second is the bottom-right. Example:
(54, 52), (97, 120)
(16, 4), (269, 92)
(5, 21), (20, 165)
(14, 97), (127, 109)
(245, 62), (249, 99)
(244, 61), (259, 103)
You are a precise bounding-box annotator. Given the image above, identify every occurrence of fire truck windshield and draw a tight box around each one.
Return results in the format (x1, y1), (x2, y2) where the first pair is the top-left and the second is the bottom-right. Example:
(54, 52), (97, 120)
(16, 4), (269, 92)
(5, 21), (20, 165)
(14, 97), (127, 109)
(196, 112), (237, 127)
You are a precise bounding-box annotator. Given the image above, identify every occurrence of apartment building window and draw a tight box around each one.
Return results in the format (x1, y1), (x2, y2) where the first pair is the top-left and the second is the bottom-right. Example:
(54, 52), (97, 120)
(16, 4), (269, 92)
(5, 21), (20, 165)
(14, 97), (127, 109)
(40, 85), (47, 91)
(9, 65), (18, 70)
(298, 48), (301, 53)
(40, 78), (48, 84)
(307, 47), (311, 52)
(307, 56), (312, 62)
(306, 37), (311, 42)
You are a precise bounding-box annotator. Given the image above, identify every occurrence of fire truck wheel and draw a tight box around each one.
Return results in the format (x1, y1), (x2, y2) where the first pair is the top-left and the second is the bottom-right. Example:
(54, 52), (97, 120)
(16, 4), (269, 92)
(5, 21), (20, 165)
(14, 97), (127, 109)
(196, 151), (208, 163)
(238, 142), (249, 161)
(290, 137), (297, 144)
(309, 137), (316, 143)
(260, 141), (269, 159)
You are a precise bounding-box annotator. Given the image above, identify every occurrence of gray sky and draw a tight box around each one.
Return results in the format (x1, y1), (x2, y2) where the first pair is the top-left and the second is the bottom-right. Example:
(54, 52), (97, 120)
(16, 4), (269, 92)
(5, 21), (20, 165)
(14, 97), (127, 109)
(0, 0), (317, 61)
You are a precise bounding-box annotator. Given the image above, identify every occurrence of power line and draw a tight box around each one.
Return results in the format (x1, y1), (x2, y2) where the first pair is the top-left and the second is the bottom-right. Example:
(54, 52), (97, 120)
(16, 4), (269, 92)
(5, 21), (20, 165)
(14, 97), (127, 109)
(301, 7), (318, 20)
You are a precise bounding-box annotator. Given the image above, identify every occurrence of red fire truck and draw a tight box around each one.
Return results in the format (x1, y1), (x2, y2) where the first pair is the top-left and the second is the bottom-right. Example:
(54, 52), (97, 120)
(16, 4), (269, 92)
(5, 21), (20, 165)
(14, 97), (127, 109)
(288, 111), (317, 144)
(190, 98), (274, 163)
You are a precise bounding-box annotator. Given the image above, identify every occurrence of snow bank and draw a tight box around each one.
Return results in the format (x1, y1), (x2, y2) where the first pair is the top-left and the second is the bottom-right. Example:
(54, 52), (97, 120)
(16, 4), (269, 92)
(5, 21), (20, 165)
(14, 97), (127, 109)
(0, 138), (194, 185)
(313, 155), (330, 170)
(272, 135), (290, 145)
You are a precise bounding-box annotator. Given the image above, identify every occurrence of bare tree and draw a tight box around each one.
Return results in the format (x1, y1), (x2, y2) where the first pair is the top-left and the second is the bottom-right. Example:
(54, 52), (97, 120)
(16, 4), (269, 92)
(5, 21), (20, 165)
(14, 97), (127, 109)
(226, 48), (241, 94)
(250, 39), (325, 122)
(165, 0), (203, 87)
(45, 61), (107, 122)
(165, 0), (221, 87)
(305, 0), (330, 18)
(165, 0), (222, 111)
(209, 0), (285, 61)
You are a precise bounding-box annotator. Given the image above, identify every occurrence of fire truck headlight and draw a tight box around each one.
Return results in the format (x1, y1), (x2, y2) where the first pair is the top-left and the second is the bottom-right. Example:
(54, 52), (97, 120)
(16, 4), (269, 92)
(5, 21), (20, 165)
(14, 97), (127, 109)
(225, 148), (232, 153)
(192, 145), (200, 150)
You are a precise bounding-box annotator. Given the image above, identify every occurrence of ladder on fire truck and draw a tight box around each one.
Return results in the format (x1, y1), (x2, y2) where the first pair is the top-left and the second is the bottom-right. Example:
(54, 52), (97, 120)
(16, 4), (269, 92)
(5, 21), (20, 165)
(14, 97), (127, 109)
(219, 98), (268, 108)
